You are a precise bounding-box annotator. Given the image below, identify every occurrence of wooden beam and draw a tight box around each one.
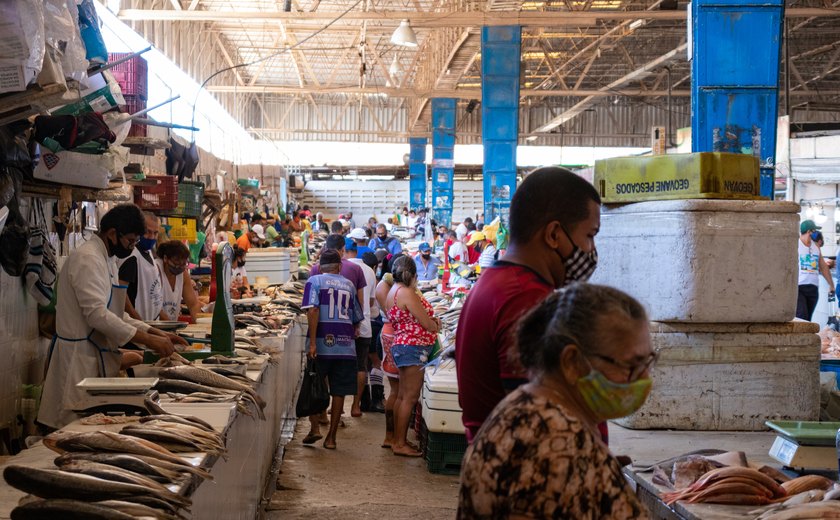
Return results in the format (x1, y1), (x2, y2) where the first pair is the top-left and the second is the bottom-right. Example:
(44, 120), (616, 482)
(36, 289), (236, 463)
(214, 34), (246, 86)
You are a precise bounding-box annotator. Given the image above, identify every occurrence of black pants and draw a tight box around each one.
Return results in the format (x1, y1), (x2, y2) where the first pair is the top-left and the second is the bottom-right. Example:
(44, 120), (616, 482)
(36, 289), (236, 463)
(796, 284), (819, 321)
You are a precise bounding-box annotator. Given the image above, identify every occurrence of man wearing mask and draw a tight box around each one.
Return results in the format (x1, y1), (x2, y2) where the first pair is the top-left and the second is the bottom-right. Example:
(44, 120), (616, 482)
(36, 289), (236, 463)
(414, 242), (442, 282)
(369, 224), (403, 256)
(39, 204), (187, 429)
(456, 167), (601, 442)
(797, 219), (835, 321)
(119, 212), (165, 321)
(466, 232), (497, 270)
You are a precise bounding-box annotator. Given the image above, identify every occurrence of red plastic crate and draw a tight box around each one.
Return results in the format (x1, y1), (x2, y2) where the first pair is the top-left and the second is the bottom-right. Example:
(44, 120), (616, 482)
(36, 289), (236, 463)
(108, 53), (148, 99)
(121, 94), (147, 138)
(134, 175), (178, 211)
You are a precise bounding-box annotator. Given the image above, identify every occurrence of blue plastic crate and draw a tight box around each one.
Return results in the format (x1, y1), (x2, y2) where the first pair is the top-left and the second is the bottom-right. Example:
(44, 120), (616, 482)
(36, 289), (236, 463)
(820, 359), (840, 387)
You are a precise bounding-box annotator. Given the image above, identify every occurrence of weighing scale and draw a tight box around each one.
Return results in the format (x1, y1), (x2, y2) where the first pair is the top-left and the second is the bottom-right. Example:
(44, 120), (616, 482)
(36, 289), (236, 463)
(143, 242), (236, 363)
(74, 379), (160, 416)
(766, 420), (840, 471)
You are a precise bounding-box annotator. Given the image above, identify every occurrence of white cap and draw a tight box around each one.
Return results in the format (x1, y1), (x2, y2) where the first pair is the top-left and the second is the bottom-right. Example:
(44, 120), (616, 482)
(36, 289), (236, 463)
(349, 228), (367, 240)
(251, 224), (266, 240)
(338, 219), (350, 228)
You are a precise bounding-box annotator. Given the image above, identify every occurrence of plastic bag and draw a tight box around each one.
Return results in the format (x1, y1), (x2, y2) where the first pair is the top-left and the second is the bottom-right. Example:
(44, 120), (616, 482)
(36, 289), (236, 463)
(295, 359), (330, 418)
(43, 0), (90, 84)
(77, 0), (108, 64)
(0, 0), (45, 92)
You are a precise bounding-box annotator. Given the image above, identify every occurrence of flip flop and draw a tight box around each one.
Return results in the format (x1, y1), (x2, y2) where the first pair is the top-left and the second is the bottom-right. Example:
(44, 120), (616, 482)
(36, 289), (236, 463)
(302, 433), (323, 445)
(323, 440), (337, 450)
(381, 442), (392, 449)
(351, 410), (363, 418)
(392, 448), (423, 458)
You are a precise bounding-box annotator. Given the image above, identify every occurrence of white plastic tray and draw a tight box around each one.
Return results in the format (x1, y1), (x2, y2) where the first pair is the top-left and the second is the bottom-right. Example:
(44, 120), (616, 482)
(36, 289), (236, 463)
(76, 377), (158, 393)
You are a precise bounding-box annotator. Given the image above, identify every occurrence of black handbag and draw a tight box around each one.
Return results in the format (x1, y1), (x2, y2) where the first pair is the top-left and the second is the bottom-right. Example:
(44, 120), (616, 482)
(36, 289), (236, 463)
(295, 358), (330, 418)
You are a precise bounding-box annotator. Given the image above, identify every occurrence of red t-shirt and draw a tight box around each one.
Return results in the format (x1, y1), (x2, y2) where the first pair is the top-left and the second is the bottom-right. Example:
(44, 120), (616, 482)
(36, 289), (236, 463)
(455, 261), (553, 440)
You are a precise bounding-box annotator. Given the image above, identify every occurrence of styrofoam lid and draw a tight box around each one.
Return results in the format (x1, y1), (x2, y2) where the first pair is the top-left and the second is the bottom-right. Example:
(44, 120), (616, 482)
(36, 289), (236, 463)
(603, 199), (801, 215)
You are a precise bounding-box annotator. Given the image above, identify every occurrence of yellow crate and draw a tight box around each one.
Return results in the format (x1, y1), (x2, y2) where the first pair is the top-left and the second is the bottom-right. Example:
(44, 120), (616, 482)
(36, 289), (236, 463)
(594, 152), (763, 203)
(167, 217), (198, 242)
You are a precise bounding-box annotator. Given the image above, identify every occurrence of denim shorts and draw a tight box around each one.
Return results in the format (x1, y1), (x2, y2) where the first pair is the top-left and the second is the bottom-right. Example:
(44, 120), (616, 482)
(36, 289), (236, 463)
(391, 344), (433, 368)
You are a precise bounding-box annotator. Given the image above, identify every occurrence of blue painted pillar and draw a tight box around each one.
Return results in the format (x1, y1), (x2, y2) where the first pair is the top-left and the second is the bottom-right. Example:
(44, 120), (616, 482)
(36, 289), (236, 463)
(431, 98), (456, 228)
(408, 137), (427, 210)
(691, 0), (784, 199)
(481, 25), (521, 222)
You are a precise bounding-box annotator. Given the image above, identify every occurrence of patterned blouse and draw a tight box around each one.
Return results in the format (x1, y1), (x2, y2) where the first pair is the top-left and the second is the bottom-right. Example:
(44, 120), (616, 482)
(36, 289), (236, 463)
(458, 387), (646, 520)
(386, 286), (437, 346)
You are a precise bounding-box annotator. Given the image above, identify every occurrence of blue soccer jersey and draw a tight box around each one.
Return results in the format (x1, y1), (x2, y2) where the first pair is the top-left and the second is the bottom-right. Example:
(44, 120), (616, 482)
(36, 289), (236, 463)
(302, 273), (364, 359)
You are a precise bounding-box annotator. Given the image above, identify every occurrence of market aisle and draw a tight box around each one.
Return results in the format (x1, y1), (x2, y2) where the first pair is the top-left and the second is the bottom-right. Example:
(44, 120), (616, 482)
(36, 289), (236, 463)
(267, 401), (460, 519)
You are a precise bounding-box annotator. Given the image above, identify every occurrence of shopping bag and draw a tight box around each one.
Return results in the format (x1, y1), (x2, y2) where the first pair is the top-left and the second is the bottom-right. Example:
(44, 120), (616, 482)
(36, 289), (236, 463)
(295, 358), (330, 418)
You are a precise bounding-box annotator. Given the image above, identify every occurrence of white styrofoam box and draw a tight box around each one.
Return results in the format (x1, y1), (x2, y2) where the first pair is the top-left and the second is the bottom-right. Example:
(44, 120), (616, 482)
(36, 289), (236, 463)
(790, 138), (816, 160)
(421, 360), (463, 434)
(34, 146), (126, 189)
(589, 199), (800, 323)
(815, 135), (840, 159)
(246, 249), (290, 285)
(616, 321), (820, 431)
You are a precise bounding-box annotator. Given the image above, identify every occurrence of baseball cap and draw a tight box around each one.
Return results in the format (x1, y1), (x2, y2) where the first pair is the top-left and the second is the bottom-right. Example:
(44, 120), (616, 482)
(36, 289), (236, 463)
(418, 242), (431, 252)
(251, 224), (266, 240)
(345, 237), (358, 251)
(466, 231), (486, 246)
(801, 219), (821, 234)
(349, 228), (367, 240)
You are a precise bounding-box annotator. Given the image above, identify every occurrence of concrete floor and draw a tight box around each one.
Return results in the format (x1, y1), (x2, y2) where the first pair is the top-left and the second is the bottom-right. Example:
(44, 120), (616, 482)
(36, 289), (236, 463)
(267, 400), (460, 519)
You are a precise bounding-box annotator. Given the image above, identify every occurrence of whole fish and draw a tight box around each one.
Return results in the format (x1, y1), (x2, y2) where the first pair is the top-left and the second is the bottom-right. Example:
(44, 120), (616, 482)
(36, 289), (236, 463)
(43, 430), (196, 469)
(139, 421), (225, 449)
(140, 414), (217, 433)
(160, 366), (264, 409)
(57, 461), (188, 506)
(131, 454), (212, 481)
(3, 465), (190, 507)
(141, 398), (216, 432)
(54, 453), (183, 483)
(119, 427), (210, 454)
(94, 500), (184, 520)
(153, 379), (227, 395)
(10, 499), (135, 520)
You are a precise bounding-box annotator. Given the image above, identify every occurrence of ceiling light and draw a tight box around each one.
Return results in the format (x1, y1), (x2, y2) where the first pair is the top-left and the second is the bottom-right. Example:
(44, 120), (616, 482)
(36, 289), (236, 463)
(525, 135), (538, 142)
(628, 19), (646, 31)
(391, 20), (418, 48)
(389, 54), (399, 76)
(816, 206), (828, 225)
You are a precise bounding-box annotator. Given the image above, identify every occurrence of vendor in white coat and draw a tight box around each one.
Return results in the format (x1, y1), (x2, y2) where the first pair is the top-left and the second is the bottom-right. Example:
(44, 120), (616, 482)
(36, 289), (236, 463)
(38, 204), (185, 430)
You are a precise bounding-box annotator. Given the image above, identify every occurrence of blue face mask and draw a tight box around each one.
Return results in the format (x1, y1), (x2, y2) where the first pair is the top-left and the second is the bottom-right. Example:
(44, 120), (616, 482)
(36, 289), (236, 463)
(138, 237), (156, 252)
(811, 232), (821, 241)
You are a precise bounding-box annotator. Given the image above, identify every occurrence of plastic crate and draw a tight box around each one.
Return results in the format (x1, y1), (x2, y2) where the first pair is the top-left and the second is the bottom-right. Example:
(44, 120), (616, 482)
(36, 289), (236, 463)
(167, 217), (198, 242)
(163, 182), (204, 218)
(120, 94), (147, 138)
(107, 53), (148, 99)
(419, 420), (467, 475)
(821, 359), (840, 388)
(134, 175), (178, 211)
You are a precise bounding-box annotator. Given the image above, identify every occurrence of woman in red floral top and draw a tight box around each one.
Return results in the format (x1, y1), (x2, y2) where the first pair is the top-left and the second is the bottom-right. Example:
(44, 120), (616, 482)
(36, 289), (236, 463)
(385, 255), (441, 457)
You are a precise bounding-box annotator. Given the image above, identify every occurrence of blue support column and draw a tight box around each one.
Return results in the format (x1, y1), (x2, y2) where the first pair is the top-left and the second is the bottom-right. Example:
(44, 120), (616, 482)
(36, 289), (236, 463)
(408, 137), (427, 210)
(481, 25), (521, 222)
(432, 98), (456, 228)
(691, 0), (784, 199)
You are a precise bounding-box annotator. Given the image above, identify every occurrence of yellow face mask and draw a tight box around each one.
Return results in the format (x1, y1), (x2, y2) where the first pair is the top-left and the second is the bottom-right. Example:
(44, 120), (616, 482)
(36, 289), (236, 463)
(576, 369), (652, 421)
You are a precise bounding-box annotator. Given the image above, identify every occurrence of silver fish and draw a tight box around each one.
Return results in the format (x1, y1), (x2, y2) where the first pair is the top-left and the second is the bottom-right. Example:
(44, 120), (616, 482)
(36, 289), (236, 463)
(10, 499), (135, 520)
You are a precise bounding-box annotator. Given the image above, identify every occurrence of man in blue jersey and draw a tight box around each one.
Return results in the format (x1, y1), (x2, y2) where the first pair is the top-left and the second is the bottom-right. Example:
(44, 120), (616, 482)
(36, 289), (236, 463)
(301, 249), (364, 450)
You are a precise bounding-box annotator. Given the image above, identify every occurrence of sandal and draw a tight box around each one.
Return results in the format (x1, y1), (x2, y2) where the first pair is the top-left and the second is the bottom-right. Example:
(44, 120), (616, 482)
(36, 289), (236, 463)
(302, 433), (323, 445)
(392, 446), (423, 457)
(323, 440), (337, 450)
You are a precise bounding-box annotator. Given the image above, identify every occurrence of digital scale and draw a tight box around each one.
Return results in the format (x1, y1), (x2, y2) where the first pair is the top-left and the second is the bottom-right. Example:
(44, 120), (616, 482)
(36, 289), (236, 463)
(143, 242), (236, 363)
(74, 378), (160, 416)
(766, 420), (840, 471)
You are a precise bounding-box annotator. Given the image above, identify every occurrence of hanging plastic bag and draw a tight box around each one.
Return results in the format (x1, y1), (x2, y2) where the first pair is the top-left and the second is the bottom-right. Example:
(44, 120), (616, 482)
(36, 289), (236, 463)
(25, 199), (56, 306)
(295, 358), (330, 418)
(77, 0), (108, 65)
(43, 0), (89, 84)
(496, 220), (509, 252)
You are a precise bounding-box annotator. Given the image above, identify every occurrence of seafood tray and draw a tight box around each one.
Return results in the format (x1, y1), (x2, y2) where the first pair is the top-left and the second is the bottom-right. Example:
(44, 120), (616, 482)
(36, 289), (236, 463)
(77, 378), (159, 394)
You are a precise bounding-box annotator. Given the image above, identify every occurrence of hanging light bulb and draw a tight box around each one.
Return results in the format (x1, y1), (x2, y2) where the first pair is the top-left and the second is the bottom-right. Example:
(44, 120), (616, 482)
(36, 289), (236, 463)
(391, 20), (418, 47)
(816, 206), (829, 225)
(834, 203), (840, 222)
(389, 54), (400, 76)
(805, 204), (815, 218)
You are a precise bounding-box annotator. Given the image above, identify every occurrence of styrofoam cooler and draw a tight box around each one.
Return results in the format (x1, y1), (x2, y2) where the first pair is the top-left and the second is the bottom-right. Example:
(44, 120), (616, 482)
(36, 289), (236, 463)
(286, 248), (299, 275)
(246, 248), (290, 284)
(615, 321), (820, 431)
(421, 360), (463, 434)
(590, 199), (800, 323)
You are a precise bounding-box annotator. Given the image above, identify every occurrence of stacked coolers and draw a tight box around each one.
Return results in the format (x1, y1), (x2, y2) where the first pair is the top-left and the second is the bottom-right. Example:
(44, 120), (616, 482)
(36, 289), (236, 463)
(420, 358), (467, 474)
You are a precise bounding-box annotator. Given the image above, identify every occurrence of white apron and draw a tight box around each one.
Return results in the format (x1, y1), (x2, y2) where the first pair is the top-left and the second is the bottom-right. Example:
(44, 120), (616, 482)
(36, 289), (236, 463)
(118, 248), (163, 321)
(38, 235), (149, 429)
(156, 259), (184, 320)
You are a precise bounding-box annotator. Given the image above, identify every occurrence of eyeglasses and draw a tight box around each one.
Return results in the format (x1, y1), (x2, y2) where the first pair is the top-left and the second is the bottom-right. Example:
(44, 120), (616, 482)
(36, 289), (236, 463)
(585, 349), (659, 383)
(119, 233), (140, 248)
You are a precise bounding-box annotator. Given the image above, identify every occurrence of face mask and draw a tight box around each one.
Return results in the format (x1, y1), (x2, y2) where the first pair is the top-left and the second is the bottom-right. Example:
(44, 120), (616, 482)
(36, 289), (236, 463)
(167, 263), (185, 276)
(557, 226), (598, 283)
(576, 369), (652, 421)
(421, 253), (431, 260)
(110, 235), (133, 259)
(138, 237), (156, 252)
(377, 234), (386, 241)
(238, 260), (246, 267)
(811, 231), (820, 241)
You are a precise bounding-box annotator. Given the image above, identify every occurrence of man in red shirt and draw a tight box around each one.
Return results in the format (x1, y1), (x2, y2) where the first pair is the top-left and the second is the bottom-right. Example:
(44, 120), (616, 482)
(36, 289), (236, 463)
(455, 167), (602, 441)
